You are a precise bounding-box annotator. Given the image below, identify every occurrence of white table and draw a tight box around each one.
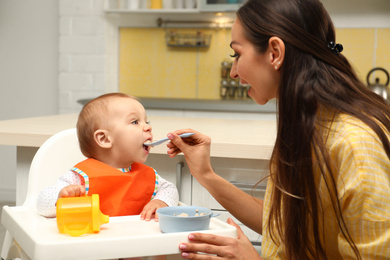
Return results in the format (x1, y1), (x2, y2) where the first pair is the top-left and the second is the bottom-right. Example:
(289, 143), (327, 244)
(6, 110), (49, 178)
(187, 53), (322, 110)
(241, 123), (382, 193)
(2, 206), (236, 259)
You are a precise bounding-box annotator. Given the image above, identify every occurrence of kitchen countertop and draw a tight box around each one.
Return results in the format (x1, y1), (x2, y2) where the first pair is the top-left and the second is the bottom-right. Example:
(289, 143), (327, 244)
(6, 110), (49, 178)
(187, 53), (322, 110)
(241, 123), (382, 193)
(78, 97), (278, 113)
(0, 113), (276, 160)
(0, 113), (276, 204)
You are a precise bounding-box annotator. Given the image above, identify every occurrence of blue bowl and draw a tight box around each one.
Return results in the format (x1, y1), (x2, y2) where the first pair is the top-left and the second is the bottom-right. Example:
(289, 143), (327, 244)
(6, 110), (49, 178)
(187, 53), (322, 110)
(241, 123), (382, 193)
(157, 206), (214, 233)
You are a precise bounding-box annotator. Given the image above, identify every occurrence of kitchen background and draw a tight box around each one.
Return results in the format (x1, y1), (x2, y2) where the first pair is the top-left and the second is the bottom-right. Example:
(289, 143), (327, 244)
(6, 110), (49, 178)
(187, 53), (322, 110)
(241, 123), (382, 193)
(119, 27), (390, 99)
(0, 0), (390, 203)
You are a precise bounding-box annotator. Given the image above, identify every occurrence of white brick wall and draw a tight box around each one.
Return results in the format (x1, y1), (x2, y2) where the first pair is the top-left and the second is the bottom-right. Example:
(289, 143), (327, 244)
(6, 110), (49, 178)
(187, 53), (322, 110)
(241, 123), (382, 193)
(58, 0), (118, 114)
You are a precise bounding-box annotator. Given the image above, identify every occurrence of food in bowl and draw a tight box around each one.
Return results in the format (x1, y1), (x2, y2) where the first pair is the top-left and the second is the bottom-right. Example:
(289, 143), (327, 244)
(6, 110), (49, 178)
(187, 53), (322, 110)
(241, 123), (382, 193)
(157, 206), (214, 233)
(174, 209), (207, 217)
(175, 212), (189, 217)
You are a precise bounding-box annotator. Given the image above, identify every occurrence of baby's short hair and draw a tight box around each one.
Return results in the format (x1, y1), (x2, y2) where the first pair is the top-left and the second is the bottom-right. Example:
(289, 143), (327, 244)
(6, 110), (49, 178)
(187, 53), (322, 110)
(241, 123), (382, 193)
(76, 93), (137, 158)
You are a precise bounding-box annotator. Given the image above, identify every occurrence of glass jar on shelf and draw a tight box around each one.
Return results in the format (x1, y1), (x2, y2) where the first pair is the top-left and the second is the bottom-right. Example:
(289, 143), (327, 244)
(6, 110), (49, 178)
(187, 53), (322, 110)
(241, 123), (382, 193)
(221, 60), (232, 79)
(220, 79), (229, 99)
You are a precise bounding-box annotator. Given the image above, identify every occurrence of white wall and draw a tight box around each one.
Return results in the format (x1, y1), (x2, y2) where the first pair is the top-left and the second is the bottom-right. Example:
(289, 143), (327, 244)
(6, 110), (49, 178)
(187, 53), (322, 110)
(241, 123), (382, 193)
(58, 0), (116, 114)
(0, 0), (58, 201)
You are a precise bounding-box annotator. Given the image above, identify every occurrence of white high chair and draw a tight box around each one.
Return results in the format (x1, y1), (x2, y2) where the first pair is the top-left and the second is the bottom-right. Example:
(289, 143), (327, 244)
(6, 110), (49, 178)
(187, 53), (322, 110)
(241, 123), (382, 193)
(1, 128), (86, 260)
(1, 128), (236, 260)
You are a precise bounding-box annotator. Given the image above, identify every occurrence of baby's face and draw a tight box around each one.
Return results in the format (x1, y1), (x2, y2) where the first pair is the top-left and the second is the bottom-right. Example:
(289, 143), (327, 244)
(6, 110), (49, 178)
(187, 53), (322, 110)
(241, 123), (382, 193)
(105, 97), (152, 167)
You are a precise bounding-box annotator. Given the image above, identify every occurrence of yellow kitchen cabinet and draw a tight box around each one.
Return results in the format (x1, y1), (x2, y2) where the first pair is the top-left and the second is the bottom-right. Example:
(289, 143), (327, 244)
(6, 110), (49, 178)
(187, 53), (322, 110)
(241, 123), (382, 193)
(119, 28), (232, 100)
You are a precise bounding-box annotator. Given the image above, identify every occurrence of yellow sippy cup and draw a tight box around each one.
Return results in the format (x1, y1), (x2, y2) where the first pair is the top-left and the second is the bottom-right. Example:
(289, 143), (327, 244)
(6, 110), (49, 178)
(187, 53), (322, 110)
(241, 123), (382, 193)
(56, 194), (109, 236)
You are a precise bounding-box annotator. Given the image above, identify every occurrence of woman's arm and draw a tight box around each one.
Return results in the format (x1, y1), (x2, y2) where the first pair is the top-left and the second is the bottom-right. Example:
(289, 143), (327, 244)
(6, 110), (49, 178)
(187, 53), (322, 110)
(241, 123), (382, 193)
(167, 130), (263, 234)
(180, 218), (263, 260)
(198, 170), (263, 234)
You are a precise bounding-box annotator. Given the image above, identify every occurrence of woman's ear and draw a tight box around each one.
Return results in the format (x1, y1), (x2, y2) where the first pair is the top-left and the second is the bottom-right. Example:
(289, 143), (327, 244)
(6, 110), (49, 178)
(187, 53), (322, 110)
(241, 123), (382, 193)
(268, 36), (285, 70)
(94, 129), (112, 149)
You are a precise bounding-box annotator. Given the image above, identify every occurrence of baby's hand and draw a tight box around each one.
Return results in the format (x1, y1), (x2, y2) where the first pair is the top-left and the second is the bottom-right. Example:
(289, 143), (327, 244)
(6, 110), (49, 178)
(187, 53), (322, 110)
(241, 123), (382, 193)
(140, 199), (168, 222)
(58, 185), (86, 199)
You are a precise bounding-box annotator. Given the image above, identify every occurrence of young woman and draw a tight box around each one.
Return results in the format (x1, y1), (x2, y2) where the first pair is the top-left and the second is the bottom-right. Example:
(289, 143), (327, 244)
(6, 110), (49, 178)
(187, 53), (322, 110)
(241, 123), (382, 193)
(166, 0), (390, 259)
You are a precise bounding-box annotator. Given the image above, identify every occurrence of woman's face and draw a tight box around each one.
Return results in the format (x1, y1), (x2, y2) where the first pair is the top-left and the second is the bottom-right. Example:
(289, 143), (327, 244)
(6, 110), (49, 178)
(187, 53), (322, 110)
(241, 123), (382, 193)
(229, 19), (279, 105)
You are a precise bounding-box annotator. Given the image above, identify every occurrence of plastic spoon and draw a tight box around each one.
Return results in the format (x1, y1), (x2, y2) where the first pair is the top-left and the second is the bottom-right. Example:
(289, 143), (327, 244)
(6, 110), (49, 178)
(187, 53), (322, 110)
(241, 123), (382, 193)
(144, 133), (194, 147)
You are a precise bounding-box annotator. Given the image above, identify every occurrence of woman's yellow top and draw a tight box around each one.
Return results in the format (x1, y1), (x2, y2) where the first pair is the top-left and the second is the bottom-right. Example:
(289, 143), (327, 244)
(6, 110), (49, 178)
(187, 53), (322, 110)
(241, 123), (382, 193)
(262, 109), (390, 259)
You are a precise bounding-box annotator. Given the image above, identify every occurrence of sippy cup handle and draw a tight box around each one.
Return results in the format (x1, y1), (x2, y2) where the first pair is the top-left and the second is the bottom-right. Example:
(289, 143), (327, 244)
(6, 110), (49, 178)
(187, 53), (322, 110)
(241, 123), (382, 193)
(63, 223), (91, 237)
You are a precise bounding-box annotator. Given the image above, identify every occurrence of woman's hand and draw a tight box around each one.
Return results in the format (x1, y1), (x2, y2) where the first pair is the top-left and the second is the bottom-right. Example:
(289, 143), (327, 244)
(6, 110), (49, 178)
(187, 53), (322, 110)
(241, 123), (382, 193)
(167, 129), (214, 181)
(179, 218), (262, 259)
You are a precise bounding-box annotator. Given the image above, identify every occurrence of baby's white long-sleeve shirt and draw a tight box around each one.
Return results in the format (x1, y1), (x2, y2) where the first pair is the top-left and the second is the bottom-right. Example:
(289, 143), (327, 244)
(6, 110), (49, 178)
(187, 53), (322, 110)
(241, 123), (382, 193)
(37, 168), (179, 217)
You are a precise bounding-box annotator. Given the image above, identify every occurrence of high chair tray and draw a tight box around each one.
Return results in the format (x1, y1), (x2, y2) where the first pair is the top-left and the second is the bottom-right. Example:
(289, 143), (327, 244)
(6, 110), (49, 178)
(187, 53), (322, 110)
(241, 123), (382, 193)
(2, 206), (237, 259)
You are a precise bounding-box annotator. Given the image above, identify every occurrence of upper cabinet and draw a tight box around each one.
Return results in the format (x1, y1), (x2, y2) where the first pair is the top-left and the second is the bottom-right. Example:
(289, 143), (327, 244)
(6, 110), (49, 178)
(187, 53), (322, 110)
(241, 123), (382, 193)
(198, 0), (247, 12)
(104, 0), (244, 13)
(104, 0), (390, 28)
(322, 0), (390, 28)
(104, 0), (238, 28)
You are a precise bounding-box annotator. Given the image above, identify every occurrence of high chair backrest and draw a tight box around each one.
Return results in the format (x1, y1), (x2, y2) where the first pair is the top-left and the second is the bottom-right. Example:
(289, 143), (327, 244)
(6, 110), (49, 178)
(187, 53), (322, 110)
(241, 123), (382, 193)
(24, 128), (86, 209)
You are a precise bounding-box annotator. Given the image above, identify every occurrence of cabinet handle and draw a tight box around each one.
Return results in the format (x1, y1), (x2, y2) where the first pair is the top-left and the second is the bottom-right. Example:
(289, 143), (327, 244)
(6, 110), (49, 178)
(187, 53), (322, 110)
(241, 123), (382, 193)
(230, 181), (267, 191)
(176, 162), (184, 197)
(251, 241), (262, 246)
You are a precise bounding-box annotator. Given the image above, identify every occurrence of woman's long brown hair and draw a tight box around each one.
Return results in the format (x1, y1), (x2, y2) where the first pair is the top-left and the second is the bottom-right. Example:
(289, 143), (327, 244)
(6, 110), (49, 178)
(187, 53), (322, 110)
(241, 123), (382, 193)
(237, 0), (390, 259)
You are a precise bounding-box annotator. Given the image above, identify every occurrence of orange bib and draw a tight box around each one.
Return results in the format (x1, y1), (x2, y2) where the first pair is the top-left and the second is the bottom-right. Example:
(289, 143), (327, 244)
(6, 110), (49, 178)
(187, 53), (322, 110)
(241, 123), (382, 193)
(71, 158), (156, 216)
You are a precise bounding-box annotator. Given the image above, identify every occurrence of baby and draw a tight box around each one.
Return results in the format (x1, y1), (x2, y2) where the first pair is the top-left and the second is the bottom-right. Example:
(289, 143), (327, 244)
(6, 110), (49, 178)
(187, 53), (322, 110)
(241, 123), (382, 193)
(37, 93), (179, 223)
